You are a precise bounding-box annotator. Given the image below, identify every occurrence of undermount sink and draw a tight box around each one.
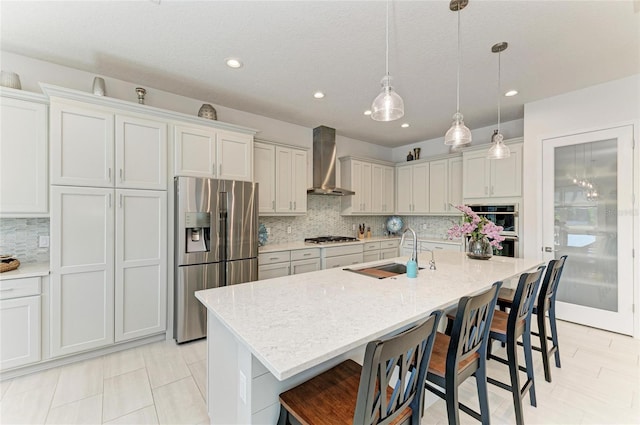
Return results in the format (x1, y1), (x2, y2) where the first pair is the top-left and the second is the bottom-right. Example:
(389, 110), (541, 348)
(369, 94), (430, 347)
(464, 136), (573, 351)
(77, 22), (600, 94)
(344, 262), (424, 279)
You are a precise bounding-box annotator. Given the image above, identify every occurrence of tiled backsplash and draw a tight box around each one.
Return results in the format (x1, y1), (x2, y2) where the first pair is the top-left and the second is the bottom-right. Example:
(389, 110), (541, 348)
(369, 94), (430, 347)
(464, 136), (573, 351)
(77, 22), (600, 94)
(259, 196), (461, 245)
(0, 218), (50, 264)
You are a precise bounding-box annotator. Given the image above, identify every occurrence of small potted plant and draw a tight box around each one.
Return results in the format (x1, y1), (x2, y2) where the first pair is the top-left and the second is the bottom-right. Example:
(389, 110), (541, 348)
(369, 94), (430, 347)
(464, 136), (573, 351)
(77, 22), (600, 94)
(447, 205), (505, 259)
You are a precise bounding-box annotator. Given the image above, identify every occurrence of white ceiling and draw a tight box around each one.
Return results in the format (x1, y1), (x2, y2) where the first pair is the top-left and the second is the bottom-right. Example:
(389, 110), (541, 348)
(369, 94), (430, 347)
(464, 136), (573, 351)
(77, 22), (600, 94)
(1, 1), (639, 147)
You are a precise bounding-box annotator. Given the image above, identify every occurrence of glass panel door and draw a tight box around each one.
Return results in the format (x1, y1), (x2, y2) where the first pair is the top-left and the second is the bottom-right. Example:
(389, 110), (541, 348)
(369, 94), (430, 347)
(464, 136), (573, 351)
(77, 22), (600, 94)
(542, 126), (634, 335)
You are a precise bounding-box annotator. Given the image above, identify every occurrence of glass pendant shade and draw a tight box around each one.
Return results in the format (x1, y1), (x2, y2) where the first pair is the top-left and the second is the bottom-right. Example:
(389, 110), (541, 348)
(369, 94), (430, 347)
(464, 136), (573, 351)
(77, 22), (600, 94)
(486, 131), (510, 159)
(371, 76), (404, 121)
(444, 112), (472, 146)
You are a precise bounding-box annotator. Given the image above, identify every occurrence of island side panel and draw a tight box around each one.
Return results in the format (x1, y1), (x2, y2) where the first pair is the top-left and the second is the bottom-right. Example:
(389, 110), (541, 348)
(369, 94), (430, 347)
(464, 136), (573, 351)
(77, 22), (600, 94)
(207, 313), (241, 424)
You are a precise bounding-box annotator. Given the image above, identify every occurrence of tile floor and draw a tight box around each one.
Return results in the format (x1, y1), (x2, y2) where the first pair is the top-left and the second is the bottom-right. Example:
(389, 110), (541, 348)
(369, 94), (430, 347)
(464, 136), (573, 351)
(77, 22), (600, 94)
(0, 319), (639, 424)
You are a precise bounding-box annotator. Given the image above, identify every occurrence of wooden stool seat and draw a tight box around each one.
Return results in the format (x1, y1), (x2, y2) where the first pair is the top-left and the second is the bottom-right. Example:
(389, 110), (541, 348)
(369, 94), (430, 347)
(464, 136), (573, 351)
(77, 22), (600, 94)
(427, 333), (479, 378)
(279, 360), (411, 425)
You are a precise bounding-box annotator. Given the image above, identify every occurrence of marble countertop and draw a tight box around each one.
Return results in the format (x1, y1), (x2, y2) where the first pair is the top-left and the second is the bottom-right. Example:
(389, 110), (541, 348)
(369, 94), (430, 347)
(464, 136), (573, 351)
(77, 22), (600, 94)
(0, 262), (50, 280)
(195, 251), (541, 380)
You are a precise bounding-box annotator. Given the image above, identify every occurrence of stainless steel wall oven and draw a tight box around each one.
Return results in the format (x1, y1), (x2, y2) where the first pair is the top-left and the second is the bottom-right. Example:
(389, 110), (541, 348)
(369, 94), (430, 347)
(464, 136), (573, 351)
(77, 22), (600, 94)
(468, 204), (519, 257)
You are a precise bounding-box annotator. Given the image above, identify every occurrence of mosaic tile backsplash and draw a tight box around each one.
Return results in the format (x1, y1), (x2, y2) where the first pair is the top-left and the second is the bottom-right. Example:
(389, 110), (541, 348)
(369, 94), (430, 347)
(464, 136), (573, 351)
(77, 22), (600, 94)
(259, 196), (461, 245)
(0, 218), (50, 264)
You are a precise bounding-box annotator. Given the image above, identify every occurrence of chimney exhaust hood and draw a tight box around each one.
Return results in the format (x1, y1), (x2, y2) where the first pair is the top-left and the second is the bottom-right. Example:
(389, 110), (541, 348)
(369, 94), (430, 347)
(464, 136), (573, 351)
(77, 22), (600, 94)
(307, 126), (355, 196)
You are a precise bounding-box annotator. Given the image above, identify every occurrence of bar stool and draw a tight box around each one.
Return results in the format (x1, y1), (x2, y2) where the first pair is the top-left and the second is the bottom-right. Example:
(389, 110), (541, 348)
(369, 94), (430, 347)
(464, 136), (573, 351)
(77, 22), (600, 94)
(486, 267), (545, 425)
(278, 310), (442, 425)
(497, 256), (567, 382)
(425, 281), (501, 425)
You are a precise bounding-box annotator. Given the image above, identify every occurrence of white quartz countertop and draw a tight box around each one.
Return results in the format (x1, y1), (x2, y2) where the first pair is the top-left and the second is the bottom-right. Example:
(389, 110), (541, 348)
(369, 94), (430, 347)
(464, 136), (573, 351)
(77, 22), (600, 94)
(0, 262), (49, 280)
(195, 251), (541, 381)
(258, 237), (402, 253)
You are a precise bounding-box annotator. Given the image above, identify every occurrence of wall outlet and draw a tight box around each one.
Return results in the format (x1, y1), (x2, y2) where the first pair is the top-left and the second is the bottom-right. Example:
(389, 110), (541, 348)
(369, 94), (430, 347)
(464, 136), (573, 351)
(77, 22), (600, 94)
(422, 224), (427, 230)
(239, 371), (247, 404)
(353, 224), (356, 231)
(287, 226), (292, 234)
(266, 227), (271, 234)
(39, 235), (50, 248)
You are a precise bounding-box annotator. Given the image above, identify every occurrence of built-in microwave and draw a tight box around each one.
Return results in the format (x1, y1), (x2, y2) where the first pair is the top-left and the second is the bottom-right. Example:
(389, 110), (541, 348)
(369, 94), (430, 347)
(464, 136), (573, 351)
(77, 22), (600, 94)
(468, 204), (519, 237)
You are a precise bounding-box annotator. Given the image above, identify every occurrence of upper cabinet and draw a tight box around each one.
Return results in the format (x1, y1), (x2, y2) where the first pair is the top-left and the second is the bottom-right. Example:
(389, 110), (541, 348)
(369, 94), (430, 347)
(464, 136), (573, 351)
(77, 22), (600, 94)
(174, 124), (253, 181)
(254, 140), (307, 215)
(50, 100), (167, 190)
(0, 88), (49, 215)
(395, 162), (429, 214)
(340, 157), (394, 215)
(462, 142), (522, 200)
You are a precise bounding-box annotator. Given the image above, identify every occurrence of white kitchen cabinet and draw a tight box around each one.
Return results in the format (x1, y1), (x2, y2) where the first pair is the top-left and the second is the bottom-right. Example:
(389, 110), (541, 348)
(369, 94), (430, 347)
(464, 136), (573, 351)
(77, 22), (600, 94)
(341, 158), (394, 215)
(0, 89), (48, 215)
(258, 248), (320, 279)
(272, 145), (307, 214)
(395, 162), (429, 214)
(217, 131), (253, 181)
(420, 241), (462, 252)
(0, 276), (41, 370)
(429, 159), (449, 213)
(363, 239), (399, 262)
(115, 189), (167, 342)
(174, 124), (253, 181)
(254, 141), (276, 213)
(51, 101), (167, 190)
(320, 244), (364, 269)
(448, 157), (463, 212)
(291, 258), (321, 275)
(463, 142), (522, 199)
(50, 186), (115, 357)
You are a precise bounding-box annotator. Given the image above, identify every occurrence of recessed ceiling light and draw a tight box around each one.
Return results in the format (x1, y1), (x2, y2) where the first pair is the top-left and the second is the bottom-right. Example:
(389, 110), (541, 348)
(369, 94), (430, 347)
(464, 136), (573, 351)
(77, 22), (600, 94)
(364, 110), (372, 116)
(505, 90), (518, 97)
(401, 123), (410, 128)
(225, 58), (243, 69)
(313, 91), (325, 99)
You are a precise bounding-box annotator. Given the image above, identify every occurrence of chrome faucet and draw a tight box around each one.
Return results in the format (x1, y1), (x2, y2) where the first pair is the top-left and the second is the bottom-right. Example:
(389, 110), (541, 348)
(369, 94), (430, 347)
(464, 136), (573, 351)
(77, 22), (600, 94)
(423, 249), (437, 271)
(400, 227), (418, 268)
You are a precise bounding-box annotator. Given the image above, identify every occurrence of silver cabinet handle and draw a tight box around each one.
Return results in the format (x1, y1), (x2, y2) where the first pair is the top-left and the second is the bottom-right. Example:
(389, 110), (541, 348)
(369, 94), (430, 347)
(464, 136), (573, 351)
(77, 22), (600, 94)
(272, 200), (275, 210)
(485, 186), (488, 195)
(119, 168), (123, 182)
(0, 288), (15, 292)
(218, 163), (222, 176)
(289, 201), (292, 210)
(269, 257), (279, 260)
(544, 247), (557, 252)
(294, 201), (296, 210)
(119, 193), (123, 208)
(108, 168), (112, 182)
(303, 253), (311, 256)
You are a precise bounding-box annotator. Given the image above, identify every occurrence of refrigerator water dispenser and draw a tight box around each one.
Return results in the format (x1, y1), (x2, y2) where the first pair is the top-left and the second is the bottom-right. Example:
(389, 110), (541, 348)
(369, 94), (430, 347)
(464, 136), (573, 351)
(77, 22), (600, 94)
(185, 212), (210, 253)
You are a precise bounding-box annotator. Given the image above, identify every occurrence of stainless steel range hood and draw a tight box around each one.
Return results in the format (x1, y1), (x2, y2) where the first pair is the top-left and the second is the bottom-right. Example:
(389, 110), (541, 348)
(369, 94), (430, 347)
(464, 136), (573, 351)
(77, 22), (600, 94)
(307, 126), (355, 196)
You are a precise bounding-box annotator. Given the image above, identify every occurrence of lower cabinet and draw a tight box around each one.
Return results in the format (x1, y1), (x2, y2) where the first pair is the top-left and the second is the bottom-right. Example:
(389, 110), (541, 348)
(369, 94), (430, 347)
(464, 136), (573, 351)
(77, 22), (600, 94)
(321, 245), (364, 269)
(400, 240), (462, 256)
(363, 240), (400, 263)
(258, 248), (320, 280)
(50, 186), (166, 357)
(0, 276), (41, 370)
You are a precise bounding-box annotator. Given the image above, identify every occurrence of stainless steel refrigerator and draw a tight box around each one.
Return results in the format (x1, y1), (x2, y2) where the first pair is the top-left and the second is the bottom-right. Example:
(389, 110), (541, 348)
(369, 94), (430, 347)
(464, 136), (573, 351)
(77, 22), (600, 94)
(174, 177), (258, 343)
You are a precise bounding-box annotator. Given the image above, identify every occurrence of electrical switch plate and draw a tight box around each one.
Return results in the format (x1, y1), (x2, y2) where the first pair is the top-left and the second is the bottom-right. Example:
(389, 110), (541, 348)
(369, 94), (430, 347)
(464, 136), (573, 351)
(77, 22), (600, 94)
(287, 226), (292, 234)
(39, 235), (50, 248)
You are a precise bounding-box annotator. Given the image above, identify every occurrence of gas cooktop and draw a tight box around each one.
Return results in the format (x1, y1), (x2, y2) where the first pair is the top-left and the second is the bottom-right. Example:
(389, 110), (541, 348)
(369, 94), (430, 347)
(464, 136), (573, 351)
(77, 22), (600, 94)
(304, 236), (359, 244)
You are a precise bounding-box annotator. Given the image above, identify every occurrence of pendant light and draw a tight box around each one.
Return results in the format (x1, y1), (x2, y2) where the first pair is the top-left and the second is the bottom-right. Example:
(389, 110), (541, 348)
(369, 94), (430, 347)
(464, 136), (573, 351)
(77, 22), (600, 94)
(486, 42), (511, 159)
(371, 0), (404, 121)
(444, 0), (472, 146)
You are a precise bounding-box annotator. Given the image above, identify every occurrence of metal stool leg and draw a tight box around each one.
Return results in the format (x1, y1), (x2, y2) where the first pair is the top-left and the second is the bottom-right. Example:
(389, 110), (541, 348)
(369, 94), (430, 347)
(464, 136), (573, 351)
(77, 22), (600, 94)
(522, 325), (537, 407)
(507, 336), (525, 425)
(549, 306), (561, 368)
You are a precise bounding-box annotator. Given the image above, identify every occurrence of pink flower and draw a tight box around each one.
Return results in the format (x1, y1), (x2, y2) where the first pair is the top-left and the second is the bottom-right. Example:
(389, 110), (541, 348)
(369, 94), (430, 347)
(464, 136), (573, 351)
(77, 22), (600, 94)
(448, 204), (505, 249)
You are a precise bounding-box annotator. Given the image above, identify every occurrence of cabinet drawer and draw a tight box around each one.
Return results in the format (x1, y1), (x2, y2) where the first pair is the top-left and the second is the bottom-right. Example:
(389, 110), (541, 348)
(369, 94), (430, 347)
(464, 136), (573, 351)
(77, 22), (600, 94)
(363, 242), (381, 252)
(363, 251), (380, 263)
(290, 248), (320, 261)
(291, 258), (320, 275)
(322, 244), (363, 258)
(421, 242), (461, 252)
(0, 277), (41, 300)
(323, 253), (363, 269)
(380, 239), (400, 249)
(258, 263), (290, 280)
(258, 251), (291, 265)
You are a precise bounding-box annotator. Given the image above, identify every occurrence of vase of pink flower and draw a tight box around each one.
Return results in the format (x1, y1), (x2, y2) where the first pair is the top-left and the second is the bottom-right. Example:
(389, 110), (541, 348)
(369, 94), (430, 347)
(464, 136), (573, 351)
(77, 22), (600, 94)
(447, 205), (506, 259)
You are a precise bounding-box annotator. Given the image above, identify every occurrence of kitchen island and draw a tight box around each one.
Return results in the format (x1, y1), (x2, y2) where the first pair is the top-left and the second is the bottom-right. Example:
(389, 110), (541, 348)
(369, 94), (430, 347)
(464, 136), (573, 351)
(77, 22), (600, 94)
(195, 251), (542, 424)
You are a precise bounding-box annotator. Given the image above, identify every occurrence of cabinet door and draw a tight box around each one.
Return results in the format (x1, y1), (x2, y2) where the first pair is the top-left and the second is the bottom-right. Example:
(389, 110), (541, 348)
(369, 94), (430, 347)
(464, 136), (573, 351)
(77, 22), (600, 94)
(174, 125), (216, 177)
(258, 263), (290, 280)
(380, 248), (399, 260)
(291, 149), (307, 213)
(254, 142), (276, 213)
(50, 103), (114, 187)
(50, 186), (114, 357)
(115, 189), (167, 342)
(291, 258), (321, 275)
(360, 162), (372, 212)
(412, 163), (430, 213)
(0, 97), (48, 214)
(429, 159), (448, 213)
(0, 296), (41, 370)
(382, 166), (395, 213)
(351, 161), (364, 213)
(462, 152), (490, 199)
(217, 131), (253, 181)
(448, 157), (463, 212)
(115, 115), (167, 190)
(490, 143), (522, 197)
(396, 165), (413, 214)
(275, 147), (293, 213)
(371, 164), (383, 213)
